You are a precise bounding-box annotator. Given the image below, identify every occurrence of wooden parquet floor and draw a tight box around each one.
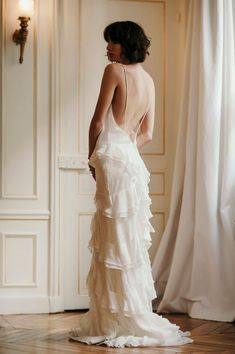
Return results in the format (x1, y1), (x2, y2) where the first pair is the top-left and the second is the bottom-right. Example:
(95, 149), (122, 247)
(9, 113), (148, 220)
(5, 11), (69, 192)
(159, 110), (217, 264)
(0, 311), (235, 354)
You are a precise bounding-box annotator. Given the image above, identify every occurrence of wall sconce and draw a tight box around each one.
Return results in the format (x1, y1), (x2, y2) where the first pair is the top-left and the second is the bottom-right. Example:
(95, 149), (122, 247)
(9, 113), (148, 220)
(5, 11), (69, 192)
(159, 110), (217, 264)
(12, 0), (34, 64)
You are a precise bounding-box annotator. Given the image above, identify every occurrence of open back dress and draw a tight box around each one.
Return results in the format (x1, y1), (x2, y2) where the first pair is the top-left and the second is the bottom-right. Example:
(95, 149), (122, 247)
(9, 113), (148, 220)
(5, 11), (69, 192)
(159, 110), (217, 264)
(69, 64), (193, 348)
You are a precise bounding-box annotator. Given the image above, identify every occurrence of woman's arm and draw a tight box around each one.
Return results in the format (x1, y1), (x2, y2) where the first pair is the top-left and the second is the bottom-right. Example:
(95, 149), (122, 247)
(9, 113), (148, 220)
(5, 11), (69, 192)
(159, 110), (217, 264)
(88, 64), (118, 159)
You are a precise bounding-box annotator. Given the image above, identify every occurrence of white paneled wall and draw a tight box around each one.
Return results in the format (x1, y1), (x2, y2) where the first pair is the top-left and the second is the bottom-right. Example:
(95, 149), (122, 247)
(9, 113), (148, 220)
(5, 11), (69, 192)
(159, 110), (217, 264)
(0, 0), (186, 313)
(2, 234), (37, 286)
(0, 0), (52, 313)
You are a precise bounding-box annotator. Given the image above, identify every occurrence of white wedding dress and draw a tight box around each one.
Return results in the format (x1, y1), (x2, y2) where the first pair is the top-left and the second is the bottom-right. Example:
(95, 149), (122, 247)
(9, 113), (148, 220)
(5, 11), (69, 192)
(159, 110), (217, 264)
(70, 65), (193, 348)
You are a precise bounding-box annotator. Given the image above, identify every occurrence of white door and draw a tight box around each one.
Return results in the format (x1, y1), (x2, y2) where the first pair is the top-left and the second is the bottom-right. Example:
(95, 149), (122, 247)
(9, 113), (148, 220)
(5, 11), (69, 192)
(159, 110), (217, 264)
(61, 0), (186, 310)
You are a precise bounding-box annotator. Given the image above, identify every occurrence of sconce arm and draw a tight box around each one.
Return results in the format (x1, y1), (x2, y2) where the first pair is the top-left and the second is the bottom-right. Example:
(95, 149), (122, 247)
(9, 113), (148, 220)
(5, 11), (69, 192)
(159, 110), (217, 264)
(12, 16), (30, 64)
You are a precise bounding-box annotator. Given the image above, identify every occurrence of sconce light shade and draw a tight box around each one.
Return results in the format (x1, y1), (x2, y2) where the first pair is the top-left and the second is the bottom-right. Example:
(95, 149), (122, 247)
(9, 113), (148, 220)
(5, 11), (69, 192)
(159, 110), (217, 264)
(12, 0), (34, 64)
(19, 0), (34, 17)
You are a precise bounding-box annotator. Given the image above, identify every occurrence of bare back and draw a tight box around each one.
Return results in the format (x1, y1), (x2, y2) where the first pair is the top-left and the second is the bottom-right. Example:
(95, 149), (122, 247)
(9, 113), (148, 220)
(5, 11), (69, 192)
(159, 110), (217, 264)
(88, 62), (155, 158)
(111, 63), (155, 135)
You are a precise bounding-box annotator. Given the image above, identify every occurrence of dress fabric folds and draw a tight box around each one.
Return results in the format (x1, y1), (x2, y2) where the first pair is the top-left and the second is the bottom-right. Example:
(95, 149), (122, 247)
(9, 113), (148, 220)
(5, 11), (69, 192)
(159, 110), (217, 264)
(69, 106), (192, 347)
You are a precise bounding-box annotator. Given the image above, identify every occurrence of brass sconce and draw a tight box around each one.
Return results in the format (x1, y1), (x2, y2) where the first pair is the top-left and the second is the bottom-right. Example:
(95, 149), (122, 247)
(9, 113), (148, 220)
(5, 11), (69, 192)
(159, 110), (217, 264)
(12, 0), (34, 64)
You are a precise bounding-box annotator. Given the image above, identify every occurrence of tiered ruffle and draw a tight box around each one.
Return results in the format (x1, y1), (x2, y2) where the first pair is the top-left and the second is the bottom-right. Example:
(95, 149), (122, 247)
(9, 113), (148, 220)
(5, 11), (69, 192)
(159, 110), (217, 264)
(70, 138), (193, 347)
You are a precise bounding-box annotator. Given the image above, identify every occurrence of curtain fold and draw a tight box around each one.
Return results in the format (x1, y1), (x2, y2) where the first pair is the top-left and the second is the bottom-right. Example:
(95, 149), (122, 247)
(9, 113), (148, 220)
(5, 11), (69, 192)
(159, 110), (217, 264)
(152, 0), (235, 322)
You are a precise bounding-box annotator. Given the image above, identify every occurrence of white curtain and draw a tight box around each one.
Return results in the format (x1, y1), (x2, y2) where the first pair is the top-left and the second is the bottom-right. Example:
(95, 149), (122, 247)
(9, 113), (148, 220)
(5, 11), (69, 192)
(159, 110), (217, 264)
(152, 0), (235, 322)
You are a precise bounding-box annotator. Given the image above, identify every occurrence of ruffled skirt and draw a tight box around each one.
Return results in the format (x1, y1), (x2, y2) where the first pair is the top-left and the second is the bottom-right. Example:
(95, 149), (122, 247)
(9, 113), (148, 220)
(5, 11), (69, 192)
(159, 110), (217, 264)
(70, 137), (193, 347)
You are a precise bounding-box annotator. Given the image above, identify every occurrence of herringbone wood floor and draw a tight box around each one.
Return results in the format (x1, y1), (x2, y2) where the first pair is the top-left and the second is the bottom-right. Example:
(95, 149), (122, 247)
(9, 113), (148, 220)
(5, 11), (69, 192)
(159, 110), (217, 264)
(0, 311), (234, 353)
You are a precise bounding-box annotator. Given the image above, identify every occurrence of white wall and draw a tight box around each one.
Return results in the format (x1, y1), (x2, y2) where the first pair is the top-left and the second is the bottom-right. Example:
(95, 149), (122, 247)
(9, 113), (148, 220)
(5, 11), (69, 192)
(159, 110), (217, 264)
(0, 0), (53, 313)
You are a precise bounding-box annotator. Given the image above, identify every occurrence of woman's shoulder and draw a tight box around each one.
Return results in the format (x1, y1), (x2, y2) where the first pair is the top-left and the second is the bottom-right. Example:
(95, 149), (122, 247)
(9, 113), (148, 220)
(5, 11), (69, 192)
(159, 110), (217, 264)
(104, 63), (126, 83)
(102, 63), (124, 82)
(104, 62), (123, 73)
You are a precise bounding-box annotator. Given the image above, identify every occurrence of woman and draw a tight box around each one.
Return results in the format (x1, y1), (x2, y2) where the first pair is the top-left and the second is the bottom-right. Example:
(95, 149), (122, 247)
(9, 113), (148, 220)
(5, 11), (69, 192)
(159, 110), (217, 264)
(70, 21), (192, 348)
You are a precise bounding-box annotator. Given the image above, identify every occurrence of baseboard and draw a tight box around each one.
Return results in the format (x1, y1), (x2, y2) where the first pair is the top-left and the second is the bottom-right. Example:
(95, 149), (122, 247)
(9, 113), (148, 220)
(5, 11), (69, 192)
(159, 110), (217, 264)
(0, 296), (50, 314)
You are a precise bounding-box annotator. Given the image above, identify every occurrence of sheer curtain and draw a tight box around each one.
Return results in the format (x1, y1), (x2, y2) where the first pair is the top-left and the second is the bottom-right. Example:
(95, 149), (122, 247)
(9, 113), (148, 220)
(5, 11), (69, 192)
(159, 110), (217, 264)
(152, 0), (235, 322)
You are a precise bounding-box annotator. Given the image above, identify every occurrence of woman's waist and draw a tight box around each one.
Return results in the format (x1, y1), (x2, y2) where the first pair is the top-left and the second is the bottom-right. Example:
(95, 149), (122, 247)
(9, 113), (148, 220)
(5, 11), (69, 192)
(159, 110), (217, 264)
(92, 131), (138, 159)
(98, 129), (136, 146)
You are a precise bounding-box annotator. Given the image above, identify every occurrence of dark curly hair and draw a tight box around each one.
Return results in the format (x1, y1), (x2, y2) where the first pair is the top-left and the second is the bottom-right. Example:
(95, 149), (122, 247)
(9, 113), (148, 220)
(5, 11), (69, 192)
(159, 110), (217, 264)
(104, 21), (151, 63)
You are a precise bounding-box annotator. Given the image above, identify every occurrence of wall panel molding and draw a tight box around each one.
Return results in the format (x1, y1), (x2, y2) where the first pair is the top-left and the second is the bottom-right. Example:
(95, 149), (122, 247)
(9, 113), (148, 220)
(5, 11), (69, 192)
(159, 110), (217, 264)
(48, 0), (63, 313)
(0, 210), (50, 220)
(0, 0), (52, 314)
(149, 172), (165, 196)
(1, 233), (38, 287)
(1, 0), (38, 199)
